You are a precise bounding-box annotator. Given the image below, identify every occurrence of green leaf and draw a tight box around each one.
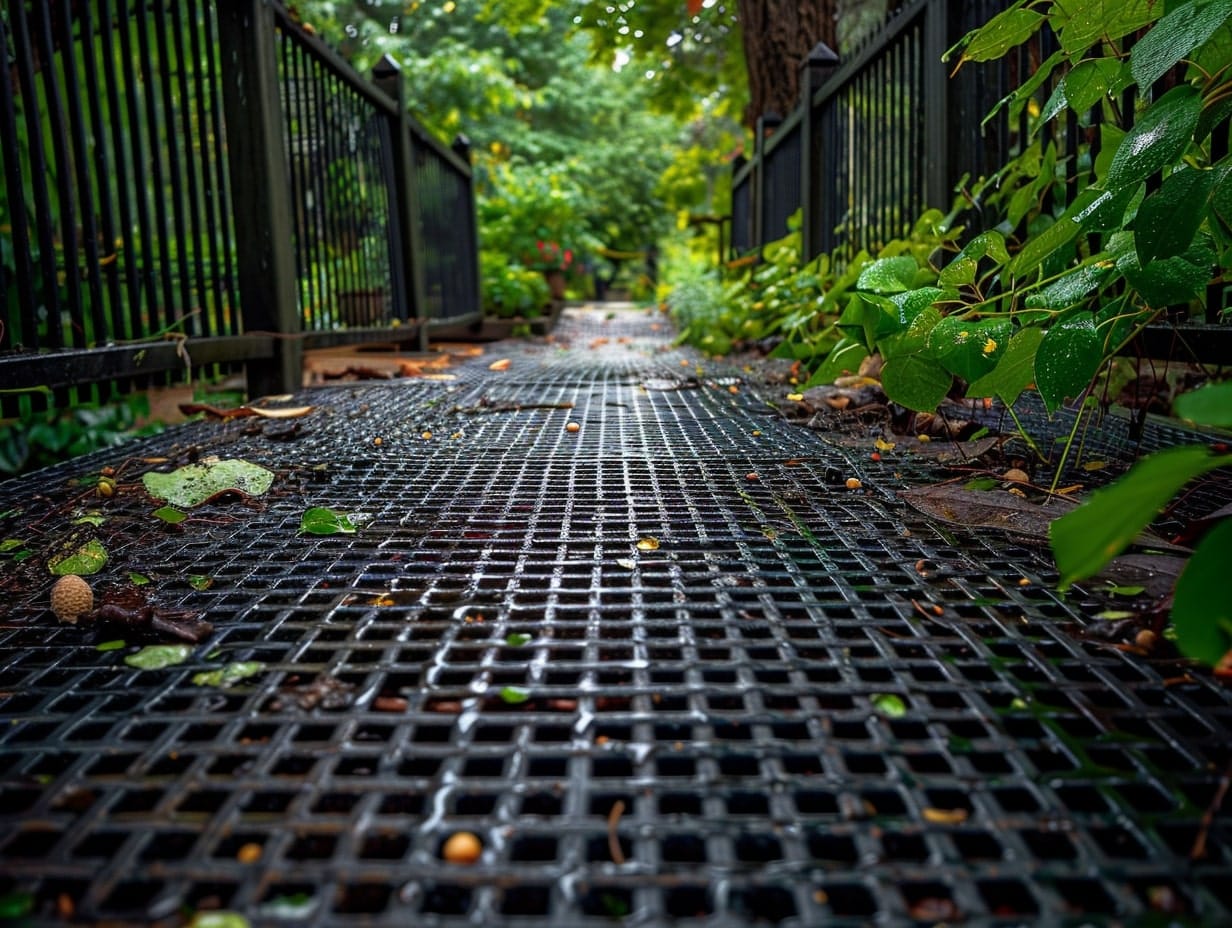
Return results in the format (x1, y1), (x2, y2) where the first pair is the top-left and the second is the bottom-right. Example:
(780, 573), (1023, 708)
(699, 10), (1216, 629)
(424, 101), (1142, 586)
(982, 50), (1066, 127)
(192, 661), (265, 688)
(0, 538), (24, 553)
(49, 539), (108, 576)
(142, 459), (275, 508)
(505, 633), (532, 646)
(1064, 57), (1126, 114)
(1034, 311), (1102, 412)
(73, 513), (105, 527)
(499, 685), (530, 704)
(1134, 167), (1215, 263)
(1051, 0), (1163, 56)
(808, 336), (869, 386)
(856, 256), (919, 294)
(1050, 445), (1232, 587)
(1130, 0), (1232, 90)
(0, 892), (34, 920)
(871, 693), (907, 717)
(881, 355), (953, 412)
(937, 232), (1010, 288)
(125, 644), (192, 670)
(928, 316), (1013, 382)
(1172, 519), (1232, 665)
(300, 507), (357, 535)
(887, 287), (945, 327)
(128, 572), (150, 586)
(96, 639), (126, 652)
(1105, 85), (1202, 189)
(1175, 381), (1232, 426)
(1121, 237), (1216, 306)
(1025, 260), (1116, 310)
(188, 574), (213, 591)
(967, 326), (1046, 405)
(189, 913), (252, 928)
(153, 506), (188, 524)
(1105, 583), (1146, 597)
(957, 6), (1044, 63)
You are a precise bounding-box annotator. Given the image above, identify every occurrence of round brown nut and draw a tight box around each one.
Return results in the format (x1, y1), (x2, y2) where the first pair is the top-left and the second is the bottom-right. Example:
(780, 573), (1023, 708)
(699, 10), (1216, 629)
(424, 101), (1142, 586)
(1003, 468), (1030, 483)
(51, 575), (94, 624)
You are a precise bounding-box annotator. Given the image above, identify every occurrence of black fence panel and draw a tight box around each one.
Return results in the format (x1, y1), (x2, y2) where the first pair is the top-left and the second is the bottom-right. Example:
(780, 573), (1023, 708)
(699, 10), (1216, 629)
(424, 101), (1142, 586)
(0, 0), (482, 408)
(730, 163), (752, 254)
(759, 118), (802, 247)
(0, 0), (242, 415)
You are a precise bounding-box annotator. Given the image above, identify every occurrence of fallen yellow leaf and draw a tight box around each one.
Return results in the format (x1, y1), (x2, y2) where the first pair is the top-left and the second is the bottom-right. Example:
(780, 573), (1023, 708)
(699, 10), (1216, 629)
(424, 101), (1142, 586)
(636, 537), (660, 552)
(922, 807), (969, 825)
(488, 358), (512, 371)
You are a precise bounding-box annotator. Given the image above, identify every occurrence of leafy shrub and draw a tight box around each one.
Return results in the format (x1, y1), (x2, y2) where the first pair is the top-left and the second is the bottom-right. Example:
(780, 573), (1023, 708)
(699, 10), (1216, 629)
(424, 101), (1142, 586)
(0, 396), (163, 477)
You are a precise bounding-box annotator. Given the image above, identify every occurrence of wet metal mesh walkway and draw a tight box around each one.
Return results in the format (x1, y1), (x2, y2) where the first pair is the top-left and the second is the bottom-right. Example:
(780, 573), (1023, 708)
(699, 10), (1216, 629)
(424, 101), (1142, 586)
(2, 306), (1231, 925)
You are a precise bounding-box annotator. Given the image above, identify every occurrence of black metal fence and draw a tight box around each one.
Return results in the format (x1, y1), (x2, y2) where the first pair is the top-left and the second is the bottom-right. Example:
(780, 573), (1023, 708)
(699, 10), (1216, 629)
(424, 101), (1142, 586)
(0, 0), (482, 413)
(730, 0), (1230, 358)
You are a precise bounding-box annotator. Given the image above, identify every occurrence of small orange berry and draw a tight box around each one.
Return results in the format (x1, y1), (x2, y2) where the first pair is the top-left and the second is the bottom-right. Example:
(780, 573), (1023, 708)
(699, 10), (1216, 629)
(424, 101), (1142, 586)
(845, 477), (862, 490)
(373, 437), (383, 447)
(565, 421), (581, 433)
(870, 452), (881, 462)
(237, 842), (262, 864)
(746, 472), (759, 481)
(442, 831), (482, 864)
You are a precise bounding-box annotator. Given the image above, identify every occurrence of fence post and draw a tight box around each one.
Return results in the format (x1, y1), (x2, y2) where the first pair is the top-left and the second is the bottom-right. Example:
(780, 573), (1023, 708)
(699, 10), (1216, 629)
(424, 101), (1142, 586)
(922, 0), (949, 211)
(752, 112), (781, 251)
(215, 0), (301, 397)
(372, 55), (429, 349)
(799, 42), (840, 262)
(450, 133), (484, 327)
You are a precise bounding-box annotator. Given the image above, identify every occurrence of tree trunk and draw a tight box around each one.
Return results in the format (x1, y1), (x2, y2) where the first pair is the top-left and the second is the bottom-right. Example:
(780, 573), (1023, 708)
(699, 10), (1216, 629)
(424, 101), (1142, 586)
(737, 0), (837, 127)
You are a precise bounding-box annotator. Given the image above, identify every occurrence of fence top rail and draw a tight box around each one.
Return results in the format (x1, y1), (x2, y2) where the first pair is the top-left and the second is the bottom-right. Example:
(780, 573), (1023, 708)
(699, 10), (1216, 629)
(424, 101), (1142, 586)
(807, 0), (931, 110)
(271, 1), (399, 118)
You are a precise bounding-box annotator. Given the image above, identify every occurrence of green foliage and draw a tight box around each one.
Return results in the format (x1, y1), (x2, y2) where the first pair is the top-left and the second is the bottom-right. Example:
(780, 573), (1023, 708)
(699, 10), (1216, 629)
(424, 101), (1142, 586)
(142, 460), (275, 509)
(481, 252), (550, 318)
(300, 507), (357, 535)
(0, 397), (163, 477)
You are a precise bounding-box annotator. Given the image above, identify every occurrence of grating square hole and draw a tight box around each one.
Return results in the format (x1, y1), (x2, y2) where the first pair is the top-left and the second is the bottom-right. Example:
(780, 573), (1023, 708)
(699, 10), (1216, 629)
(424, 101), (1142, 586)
(510, 835), (558, 862)
(861, 789), (906, 817)
(1052, 878), (1117, 913)
(454, 793), (498, 816)
(334, 883), (391, 914)
(501, 885), (551, 916)
(590, 793), (633, 817)
(287, 834), (337, 860)
(141, 831), (197, 861)
(528, 756), (567, 777)
(735, 833), (782, 862)
(662, 833), (707, 863)
(730, 885), (796, 923)
(657, 755), (696, 777)
(809, 832), (858, 863)
(593, 756), (634, 778)
(900, 882), (959, 921)
(992, 787), (1039, 813)
(462, 757), (505, 778)
(821, 882), (876, 916)
(580, 886), (633, 918)
(979, 880), (1038, 916)
(951, 831), (1003, 861)
(4, 828), (60, 857)
(586, 833), (632, 863)
(421, 884), (471, 915)
(378, 794), (425, 815)
(1091, 825), (1148, 859)
(664, 885), (712, 918)
(102, 880), (163, 915)
(1020, 829), (1077, 860)
(660, 793), (702, 817)
(881, 831), (929, 862)
(359, 833), (409, 859)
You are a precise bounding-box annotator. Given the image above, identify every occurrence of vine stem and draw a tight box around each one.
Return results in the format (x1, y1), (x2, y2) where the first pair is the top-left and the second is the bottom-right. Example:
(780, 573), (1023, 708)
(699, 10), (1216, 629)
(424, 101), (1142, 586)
(1004, 403), (1044, 460)
(1049, 399), (1090, 494)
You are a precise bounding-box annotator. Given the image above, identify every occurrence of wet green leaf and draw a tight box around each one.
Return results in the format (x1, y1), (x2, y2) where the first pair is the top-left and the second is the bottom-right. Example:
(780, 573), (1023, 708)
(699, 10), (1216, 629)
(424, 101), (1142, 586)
(1034, 311), (1102, 412)
(153, 506), (188, 524)
(128, 572), (150, 586)
(937, 232), (1009, 287)
(49, 539), (108, 576)
(192, 661), (265, 688)
(73, 513), (105, 527)
(1121, 237), (1216, 307)
(956, 5), (1043, 64)
(1061, 57), (1125, 115)
(125, 644), (192, 670)
(300, 507), (356, 535)
(1175, 381), (1232, 427)
(1051, 446), (1232, 587)
(189, 914), (252, 928)
(188, 575), (213, 591)
(1024, 261), (1116, 310)
(1130, 0), (1232, 90)
(505, 633), (532, 647)
(1172, 520), (1232, 665)
(143, 459), (275, 508)
(856, 256), (919, 294)
(499, 686), (530, 704)
(871, 693), (907, 717)
(1096, 609), (1136, 620)
(1051, 0), (1161, 55)
(0, 538), (24, 553)
(808, 335), (869, 385)
(1105, 583), (1146, 597)
(928, 316), (1012, 382)
(1106, 85), (1202, 189)
(881, 355), (952, 412)
(96, 639), (126, 652)
(1134, 167), (1215, 264)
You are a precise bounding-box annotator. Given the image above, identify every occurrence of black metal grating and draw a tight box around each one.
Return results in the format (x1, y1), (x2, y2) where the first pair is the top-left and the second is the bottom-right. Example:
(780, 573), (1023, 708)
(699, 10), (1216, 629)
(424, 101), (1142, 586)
(1, 306), (1230, 925)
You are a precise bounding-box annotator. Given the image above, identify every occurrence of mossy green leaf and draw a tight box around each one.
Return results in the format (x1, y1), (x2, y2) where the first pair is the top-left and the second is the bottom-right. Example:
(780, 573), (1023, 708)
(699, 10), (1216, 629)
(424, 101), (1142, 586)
(1130, 0), (1232, 91)
(505, 633), (532, 646)
(142, 459), (275, 508)
(499, 686), (530, 704)
(856, 256), (919, 294)
(1105, 85), (1202, 190)
(49, 539), (108, 576)
(96, 639), (126, 652)
(1034, 311), (1102, 412)
(871, 693), (907, 717)
(153, 506), (187, 524)
(300, 507), (357, 535)
(192, 661), (265, 688)
(125, 644), (192, 670)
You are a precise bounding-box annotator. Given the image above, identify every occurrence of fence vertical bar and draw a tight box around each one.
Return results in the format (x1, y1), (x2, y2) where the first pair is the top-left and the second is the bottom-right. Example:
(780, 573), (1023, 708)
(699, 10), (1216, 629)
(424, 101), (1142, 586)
(372, 56), (428, 348)
(800, 43), (839, 262)
(921, 0), (948, 211)
(216, 0), (301, 396)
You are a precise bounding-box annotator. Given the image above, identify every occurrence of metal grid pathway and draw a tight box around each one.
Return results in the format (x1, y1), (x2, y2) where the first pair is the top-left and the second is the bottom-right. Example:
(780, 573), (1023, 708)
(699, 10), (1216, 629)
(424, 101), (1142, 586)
(1, 306), (1230, 926)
